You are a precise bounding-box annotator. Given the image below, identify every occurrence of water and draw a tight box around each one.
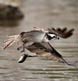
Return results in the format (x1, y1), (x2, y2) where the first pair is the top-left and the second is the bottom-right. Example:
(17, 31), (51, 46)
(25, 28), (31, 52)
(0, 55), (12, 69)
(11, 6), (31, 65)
(0, 0), (78, 81)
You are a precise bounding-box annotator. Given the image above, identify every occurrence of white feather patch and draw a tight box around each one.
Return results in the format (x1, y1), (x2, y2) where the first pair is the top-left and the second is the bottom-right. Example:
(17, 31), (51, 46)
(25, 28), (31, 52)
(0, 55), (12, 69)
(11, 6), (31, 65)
(48, 34), (56, 37)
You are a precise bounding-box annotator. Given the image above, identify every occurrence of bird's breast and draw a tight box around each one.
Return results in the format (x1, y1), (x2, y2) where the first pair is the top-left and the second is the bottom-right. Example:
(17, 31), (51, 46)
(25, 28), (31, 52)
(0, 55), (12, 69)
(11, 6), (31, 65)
(34, 33), (45, 42)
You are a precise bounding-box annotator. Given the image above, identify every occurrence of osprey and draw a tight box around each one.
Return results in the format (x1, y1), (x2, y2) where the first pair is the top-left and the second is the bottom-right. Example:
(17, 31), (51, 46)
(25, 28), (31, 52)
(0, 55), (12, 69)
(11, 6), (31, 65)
(3, 27), (74, 65)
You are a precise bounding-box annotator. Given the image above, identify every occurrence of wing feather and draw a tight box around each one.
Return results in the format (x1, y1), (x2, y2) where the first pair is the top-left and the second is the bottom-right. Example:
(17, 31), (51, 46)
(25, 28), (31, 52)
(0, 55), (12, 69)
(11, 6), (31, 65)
(26, 42), (73, 65)
(26, 42), (63, 62)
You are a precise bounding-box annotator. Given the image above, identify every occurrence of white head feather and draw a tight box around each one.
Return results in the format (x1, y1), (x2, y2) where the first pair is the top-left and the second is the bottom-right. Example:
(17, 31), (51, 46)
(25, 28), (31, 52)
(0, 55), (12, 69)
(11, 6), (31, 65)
(48, 34), (56, 37)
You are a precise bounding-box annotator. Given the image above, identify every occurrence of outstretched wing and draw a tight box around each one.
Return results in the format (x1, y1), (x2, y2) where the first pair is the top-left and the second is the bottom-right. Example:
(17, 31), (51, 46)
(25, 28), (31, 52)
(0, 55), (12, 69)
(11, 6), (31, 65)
(26, 42), (75, 66)
(48, 27), (74, 38)
(3, 34), (21, 49)
(26, 42), (69, 64)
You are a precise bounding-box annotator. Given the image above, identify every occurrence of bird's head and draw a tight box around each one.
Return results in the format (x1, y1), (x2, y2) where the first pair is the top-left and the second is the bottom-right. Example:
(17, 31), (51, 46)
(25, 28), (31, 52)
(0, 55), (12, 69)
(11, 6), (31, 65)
(47, 33), (59, 40)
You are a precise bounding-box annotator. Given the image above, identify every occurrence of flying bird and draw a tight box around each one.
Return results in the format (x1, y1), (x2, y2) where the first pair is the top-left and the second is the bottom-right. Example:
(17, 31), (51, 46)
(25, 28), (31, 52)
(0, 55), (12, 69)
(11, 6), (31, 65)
(3, 27), (74, 65)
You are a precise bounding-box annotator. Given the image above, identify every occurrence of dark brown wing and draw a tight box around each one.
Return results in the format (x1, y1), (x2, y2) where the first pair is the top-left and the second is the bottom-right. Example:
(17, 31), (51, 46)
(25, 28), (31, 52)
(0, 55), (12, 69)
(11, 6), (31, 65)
(26, 42), (49, 56)
(18, 42), (75, 66)
(48, 27), (74, 38)
(26, 42), (70, 65)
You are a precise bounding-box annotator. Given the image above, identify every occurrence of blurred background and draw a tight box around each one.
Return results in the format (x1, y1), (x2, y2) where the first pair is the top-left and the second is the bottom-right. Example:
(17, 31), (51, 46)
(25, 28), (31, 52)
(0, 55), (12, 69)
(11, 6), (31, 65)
(0, 0), (78, 81)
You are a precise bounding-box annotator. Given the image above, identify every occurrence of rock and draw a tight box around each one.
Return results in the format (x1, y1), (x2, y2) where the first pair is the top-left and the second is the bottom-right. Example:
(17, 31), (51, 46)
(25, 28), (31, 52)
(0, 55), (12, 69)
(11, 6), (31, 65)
(0, 4), (24, 21)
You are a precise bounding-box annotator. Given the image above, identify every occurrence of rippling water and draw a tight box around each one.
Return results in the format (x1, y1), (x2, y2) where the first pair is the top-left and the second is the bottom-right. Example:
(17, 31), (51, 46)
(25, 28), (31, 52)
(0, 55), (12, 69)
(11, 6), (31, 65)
(0, 0), (78, 81)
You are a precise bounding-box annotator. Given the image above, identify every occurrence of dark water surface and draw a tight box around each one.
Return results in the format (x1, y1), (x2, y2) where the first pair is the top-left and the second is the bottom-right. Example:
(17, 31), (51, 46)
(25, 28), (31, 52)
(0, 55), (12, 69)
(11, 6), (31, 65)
(0, 0), (78, 81)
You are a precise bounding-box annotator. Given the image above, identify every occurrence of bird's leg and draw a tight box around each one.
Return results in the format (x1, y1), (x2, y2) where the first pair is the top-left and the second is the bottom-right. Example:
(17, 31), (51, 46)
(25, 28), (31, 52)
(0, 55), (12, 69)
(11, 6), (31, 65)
(18, 54), (28, 63)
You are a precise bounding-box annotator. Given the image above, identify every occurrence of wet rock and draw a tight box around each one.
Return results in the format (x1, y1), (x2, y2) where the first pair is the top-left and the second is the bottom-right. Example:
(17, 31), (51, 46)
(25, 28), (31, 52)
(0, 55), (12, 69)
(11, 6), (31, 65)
(0, 3), (24, 26)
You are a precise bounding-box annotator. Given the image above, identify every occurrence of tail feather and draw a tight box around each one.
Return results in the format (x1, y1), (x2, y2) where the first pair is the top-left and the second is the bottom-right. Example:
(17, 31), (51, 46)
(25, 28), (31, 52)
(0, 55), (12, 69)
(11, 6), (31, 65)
(3, 40), (14, 49)
(3, 35), (20, 50)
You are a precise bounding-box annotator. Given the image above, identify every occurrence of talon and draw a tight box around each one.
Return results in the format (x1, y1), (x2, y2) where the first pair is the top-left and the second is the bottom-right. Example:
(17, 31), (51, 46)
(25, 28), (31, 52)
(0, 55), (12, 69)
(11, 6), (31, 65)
(18, 54), (28, 63)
